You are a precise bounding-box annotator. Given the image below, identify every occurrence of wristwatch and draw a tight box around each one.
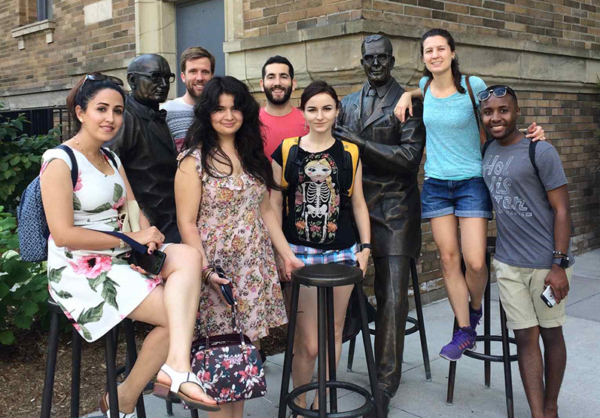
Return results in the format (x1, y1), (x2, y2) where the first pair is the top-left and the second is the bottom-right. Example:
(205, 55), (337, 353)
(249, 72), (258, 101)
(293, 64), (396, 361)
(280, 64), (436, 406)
(552, 255), (570, 269)
(357, 243), (372, 252)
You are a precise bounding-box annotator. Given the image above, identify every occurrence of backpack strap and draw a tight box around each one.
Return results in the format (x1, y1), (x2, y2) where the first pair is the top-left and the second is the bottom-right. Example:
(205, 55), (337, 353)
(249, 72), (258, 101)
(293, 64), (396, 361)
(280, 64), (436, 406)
(465, 76), (488, 145)
(481, 139), (494, 158)
(341, 140), (360, 197)
(56, 144), (78, 188)
(423, 77), (433, 96)
(528, 140), (540, 178)
(100, 147), (118, 170)
(281, 137), (300, 190)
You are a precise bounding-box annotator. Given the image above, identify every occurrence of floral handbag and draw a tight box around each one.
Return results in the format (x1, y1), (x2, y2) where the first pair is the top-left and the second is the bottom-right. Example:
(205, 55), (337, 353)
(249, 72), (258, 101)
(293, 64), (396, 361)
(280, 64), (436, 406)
(190, 287), (266, 404)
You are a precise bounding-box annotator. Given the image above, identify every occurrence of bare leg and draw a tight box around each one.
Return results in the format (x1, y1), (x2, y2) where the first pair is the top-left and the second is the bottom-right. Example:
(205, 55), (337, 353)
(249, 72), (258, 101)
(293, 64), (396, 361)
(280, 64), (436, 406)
(312, 284), (354, 410)
(458, 217), (488, 311)
(539, 327), (566, 418)
(514, 327), (545, 418)
(208, 400), (244, 418)
(431, 215), (470, 328)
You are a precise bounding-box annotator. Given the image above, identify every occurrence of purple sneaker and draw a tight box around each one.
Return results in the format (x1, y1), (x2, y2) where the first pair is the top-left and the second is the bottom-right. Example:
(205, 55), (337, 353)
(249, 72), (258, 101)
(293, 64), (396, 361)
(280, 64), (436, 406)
(470, 305), (483, 332)
(439, 327), (476, 361)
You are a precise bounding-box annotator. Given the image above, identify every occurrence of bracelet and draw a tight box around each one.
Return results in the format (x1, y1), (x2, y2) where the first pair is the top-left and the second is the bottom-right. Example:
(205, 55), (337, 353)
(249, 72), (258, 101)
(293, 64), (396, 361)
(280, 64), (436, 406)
(119, 239), (126, 249)
(202, 266), (215, 284)
(552, 250), (568, 258)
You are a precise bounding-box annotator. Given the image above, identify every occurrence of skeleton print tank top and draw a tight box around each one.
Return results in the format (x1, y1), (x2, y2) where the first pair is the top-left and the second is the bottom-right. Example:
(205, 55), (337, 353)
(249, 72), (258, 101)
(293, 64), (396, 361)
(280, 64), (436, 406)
(273, 139), (357, 250)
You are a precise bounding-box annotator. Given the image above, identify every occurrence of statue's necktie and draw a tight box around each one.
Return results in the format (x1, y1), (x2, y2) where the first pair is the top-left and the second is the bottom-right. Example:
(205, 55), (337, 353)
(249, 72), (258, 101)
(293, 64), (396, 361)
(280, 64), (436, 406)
(362, 88), (377, 123)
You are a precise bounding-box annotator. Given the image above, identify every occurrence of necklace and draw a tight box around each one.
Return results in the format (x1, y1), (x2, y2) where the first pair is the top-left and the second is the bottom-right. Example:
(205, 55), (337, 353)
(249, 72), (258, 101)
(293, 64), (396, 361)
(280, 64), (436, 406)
(74, 140), (108, 167)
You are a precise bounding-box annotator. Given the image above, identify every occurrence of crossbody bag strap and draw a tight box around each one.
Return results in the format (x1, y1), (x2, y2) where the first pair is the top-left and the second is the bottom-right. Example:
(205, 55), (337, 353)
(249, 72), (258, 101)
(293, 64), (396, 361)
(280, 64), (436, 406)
(98, 230), (148, 254)
(100, 147), (118, 170)
(465, 76), (487, 145)
(423, 77), (433, 96)
(56, 144), (79, 188)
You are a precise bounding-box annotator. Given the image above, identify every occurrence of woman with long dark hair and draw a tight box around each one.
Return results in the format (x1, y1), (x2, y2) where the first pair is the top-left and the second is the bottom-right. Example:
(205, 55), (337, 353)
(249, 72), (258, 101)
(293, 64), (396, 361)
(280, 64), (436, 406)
(41, 74), (218, 417)
(393, 29), (545, 361)
(270, 80), (371, 415)
(175, 76), (303, 418)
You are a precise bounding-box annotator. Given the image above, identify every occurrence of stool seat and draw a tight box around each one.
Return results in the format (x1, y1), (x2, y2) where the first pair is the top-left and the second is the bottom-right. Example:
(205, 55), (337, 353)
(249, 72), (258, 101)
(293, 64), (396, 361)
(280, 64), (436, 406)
(292, 264), (363, 287)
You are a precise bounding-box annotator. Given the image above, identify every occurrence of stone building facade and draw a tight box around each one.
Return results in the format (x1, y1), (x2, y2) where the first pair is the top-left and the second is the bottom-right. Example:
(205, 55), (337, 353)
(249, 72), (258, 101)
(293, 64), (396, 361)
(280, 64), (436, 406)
(1, 0), (598, 301)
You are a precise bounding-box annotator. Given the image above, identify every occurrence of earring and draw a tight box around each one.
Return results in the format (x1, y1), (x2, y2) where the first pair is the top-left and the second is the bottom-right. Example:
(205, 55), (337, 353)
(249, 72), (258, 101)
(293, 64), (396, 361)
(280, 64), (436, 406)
(303, 121), (308, 131)
(334, 119), (338, 129)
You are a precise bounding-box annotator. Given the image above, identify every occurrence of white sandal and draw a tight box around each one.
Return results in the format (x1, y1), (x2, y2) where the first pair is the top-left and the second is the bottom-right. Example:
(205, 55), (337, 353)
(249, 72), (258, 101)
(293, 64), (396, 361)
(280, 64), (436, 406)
(99, 392), (137, 418)
(152, 364), (220, 411)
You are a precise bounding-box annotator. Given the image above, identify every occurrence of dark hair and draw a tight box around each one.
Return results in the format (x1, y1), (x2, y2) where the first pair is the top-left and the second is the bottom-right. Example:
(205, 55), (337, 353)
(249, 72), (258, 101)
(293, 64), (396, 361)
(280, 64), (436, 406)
(180, 46), (215, 74)
(299, 80), (341, 111)
(66, 73), (126, 131)
(261, 55), (294, 80)
(420, 29), (465, 94)
(183, 76), (279, 190)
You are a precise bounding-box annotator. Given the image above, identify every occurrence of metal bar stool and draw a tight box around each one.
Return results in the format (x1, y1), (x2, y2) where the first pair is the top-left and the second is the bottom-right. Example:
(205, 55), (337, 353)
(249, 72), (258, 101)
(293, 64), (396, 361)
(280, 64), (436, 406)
(40, 297), (146, 418)
(345, 258), (432, 381)
(278, 264), (382, 418)
(446, 237), (518, 418)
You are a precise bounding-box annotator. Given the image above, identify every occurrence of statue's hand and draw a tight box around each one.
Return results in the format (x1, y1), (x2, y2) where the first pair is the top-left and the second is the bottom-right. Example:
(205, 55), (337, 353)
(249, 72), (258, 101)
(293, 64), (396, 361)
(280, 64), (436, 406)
(333, 125), (365, 150)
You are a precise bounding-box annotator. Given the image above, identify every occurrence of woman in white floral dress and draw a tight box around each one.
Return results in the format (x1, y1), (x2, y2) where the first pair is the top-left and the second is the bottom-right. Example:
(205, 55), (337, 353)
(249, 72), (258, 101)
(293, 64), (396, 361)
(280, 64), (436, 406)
(176, 76), (304, 418)
(41, 74), (218, 417)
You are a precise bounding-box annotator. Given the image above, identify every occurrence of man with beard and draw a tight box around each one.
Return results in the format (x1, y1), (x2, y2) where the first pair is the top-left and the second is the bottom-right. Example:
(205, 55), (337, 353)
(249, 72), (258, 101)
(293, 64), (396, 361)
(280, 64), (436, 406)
(162, 46), (215, 151)
(259, 55), (309, 161)
(334, 34), (425, 417)
(108, 54), (182, 242)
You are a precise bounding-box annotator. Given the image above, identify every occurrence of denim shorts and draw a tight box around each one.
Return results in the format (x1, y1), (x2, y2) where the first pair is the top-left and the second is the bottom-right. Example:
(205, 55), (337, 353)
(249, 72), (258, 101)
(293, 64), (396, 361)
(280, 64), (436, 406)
(421, 176), (492, 219)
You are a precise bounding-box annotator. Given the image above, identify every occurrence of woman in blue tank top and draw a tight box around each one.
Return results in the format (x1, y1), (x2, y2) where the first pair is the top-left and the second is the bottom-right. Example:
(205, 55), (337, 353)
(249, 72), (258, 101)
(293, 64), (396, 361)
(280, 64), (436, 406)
(393, 29), (545, 361)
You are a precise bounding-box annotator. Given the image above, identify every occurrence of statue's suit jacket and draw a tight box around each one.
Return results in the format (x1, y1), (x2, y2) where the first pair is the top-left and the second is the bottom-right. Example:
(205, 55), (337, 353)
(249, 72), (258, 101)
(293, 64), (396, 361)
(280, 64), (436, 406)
(338, 79), (425, 258)
(107, 95), (181, 243)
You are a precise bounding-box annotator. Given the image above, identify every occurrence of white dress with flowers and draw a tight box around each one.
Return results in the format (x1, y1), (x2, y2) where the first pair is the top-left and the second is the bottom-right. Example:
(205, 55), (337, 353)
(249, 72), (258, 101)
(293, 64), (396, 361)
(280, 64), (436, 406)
(41, 147), (162, 342)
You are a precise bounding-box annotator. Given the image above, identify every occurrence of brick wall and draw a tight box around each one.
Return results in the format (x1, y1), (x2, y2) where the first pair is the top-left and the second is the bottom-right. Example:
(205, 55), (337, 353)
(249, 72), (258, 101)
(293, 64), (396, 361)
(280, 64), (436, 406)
(243, 0), (599, 51)
(0, 0), (136, 96)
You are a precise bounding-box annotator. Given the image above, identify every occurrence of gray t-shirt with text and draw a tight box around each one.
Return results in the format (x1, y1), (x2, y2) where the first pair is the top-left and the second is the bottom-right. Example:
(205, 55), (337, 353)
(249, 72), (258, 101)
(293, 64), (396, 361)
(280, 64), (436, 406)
(482, 137), (572, 269)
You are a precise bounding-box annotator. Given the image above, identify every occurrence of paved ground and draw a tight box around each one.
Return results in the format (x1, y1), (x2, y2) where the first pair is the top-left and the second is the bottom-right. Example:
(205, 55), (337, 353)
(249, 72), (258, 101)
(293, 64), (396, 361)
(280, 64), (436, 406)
(91, 248), (600, 418)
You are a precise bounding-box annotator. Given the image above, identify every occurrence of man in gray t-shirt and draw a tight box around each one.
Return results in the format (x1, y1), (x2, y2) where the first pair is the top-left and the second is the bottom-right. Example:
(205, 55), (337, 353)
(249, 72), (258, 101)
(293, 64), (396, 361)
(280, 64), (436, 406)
(480, 85), (572, 418)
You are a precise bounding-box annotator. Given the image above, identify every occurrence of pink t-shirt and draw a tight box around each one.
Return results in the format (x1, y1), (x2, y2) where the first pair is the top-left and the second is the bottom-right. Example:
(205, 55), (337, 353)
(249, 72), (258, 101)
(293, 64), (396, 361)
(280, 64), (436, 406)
(260, 107), (309, 162)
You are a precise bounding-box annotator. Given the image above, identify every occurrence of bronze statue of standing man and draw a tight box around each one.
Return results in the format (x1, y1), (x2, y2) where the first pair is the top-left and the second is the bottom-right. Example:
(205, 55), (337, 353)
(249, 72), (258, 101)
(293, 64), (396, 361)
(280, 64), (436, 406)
(334, 34), (426, 417)
(108, 54), (180, 242)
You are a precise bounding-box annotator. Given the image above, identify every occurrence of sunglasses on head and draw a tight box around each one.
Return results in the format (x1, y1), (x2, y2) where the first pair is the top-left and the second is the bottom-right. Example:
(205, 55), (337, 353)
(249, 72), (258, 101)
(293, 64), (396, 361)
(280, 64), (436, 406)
(477, 85), (517, 102)
(82, 73), (124, 88)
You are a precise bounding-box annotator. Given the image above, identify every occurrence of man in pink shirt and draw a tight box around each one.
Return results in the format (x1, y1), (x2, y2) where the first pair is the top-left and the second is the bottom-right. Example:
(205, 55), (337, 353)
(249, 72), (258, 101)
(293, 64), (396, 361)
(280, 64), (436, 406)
(259, 56), (309, 161)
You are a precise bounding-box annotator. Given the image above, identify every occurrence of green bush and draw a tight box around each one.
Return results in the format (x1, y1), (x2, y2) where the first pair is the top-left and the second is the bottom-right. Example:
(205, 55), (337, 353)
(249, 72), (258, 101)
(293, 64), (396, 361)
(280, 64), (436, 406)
(0, 109), (62, 345)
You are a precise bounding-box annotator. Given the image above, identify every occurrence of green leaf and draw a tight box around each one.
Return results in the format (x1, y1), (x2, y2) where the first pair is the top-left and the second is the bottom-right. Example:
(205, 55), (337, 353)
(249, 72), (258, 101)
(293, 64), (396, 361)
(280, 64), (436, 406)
(0, 330), (15, 345)
(77, 301), (105, 325)
(14, 314), (33, 329)
(9, 156), (20, 166)
(54, 290), (73, 299)
(112, 257), (130, 266)
(48, 266), (67, 284)
(88, 272), (107, 291)
(73, 194), (82, 211)
(113, 183), (124, 202)
(101, 277), (119, 310)
(20, 300), (39, 316)
(0, 283), (10, 299)
(10, 119), (23, 131)
(85, 203), (112, 214)
(80, 325), (92, 341)
(65, 250), (73, 259)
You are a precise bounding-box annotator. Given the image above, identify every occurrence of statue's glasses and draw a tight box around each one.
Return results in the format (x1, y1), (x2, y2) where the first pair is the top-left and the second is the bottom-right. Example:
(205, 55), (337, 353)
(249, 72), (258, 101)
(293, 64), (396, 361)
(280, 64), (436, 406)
(477, 85), (517, 102)
(130, 71), (176, 84)
(362, 53), (392, 65)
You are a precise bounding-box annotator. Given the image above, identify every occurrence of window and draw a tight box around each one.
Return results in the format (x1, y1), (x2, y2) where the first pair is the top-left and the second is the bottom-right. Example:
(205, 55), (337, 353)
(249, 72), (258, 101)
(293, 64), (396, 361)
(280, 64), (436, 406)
(37, 0), (53, 21)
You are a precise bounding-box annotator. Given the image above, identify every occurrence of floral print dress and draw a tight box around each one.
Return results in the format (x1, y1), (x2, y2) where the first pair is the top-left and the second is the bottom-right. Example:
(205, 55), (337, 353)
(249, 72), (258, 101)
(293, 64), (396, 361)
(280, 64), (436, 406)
(182, 149), (287, 341)
(42, 147), (162, 342)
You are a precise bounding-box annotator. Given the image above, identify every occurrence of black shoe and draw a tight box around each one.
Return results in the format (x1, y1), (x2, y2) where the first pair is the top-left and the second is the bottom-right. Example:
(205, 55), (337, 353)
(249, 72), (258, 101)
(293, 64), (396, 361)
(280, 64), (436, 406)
(364, 390), (391, 418)
(259, 349), (267, 364)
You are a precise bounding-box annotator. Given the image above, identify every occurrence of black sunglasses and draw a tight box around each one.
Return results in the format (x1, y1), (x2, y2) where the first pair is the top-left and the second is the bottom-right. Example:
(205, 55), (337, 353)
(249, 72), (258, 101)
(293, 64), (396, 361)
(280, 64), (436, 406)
(477, 85), (517, 102)
(362, 53), (392, 65)
(130, 71), (176, 84)
(81, 73), (124, 88)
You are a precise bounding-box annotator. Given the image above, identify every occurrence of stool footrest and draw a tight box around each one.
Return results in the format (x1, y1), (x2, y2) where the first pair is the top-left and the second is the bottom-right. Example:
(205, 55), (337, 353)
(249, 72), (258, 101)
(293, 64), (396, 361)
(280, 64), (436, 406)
(463, 335), (518, 362)
(405, 316), (419, 335)
(287, 381), (374, 418)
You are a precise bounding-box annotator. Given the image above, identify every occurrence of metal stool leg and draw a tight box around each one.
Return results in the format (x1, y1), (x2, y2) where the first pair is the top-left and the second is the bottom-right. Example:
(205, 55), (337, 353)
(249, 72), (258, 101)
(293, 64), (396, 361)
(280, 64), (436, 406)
(317, 287), (328, 418)
(278, 282), (301, 418)
(190, 409), (200, 418)
(500, 302), (515, 418)
(446, 318), (459, 405)
(356, 284), (382, 418)
(326, 287), (338, 413)
(40, 311), (60, 418)
(70, 328), (82, 418)
(166, 401), (174, 416)
(346, 336), (357, 372)
(105, 327), (120, 418)
(484, 252), (492, 388)
(124, 319), (146, 418)
(411, 258), (432, 381)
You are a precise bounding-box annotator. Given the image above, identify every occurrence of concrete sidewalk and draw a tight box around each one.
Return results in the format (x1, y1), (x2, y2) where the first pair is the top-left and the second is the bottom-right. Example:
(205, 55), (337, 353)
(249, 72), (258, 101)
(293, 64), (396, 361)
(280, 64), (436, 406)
(118, 249), (600, 418)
